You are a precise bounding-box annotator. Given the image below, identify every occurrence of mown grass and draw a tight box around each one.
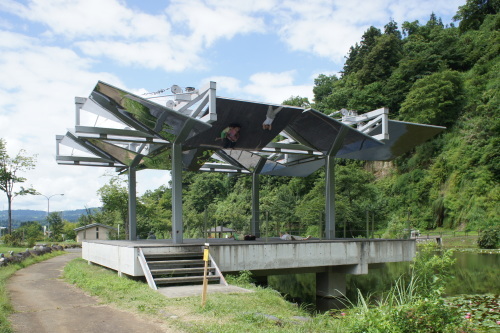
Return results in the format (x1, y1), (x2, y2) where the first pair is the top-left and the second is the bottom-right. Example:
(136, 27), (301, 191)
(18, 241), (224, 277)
(63, 258), (344, 332)
(0, 250), (66, 333)
(0, 246), (28, 254)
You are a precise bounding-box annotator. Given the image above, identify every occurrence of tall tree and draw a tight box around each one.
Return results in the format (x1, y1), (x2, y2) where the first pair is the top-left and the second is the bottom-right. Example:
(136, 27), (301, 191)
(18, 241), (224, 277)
(0, 139), (37, 234)
(453, 0), (500, 32)
(47, 212), (64, 240)
(97, 177), (129, 238)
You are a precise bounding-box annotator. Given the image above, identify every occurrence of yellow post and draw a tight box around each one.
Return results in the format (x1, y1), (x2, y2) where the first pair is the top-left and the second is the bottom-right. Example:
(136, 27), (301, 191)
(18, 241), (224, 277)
(201, 243), (209, 307)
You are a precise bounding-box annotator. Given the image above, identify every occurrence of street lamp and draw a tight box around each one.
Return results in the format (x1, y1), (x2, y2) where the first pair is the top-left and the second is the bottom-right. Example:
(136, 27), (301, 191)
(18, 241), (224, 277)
(38, 193), (64, 218)
(38, 193), (64, 237)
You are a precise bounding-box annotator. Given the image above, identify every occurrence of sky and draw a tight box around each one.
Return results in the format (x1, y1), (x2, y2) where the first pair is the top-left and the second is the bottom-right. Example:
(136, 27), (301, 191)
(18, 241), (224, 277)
(0, 0), (464, 213)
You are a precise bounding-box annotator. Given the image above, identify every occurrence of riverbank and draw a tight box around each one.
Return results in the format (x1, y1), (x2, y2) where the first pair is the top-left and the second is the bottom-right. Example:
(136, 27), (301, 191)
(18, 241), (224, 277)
(61, 246), (488, 332)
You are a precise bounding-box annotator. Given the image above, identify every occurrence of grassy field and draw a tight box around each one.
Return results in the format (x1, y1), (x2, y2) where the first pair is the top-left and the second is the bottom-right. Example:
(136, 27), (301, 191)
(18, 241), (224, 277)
(0, 250), (65, 333)
(63, 258), (343, 333)
(0, 246), (28, 254)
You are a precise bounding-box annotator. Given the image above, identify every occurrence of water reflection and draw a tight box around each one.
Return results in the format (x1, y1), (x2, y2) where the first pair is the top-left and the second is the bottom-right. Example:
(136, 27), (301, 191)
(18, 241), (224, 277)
(267, 252), (500, 311)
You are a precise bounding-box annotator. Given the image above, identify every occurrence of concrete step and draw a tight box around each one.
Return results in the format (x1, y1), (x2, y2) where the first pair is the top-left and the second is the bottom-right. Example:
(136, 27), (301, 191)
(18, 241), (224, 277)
(144, 252), (202, 260)
(154, 275), (220, 285)
(151, 267), (215, 275)
(147, 259), (205, 266)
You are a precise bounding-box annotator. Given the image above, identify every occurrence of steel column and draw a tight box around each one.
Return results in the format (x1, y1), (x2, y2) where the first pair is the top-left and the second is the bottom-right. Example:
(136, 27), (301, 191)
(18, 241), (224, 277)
(251, 172), (260, 237)
(128, 167), (137, 241)
(324, 126), (349, 240)
(171, 143), (183, 243)
(325, 155), (336, 240)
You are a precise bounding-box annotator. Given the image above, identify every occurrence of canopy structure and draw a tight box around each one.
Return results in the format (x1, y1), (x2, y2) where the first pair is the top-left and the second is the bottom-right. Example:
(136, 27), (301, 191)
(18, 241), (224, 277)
(56, 81), (445, 243)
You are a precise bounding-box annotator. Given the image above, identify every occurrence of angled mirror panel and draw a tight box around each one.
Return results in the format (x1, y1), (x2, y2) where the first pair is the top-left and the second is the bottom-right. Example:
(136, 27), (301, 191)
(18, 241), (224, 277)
(140, 148), (172, 170)
(337, 120), (445, 161)
(91, 81), (211, 143)
(86, 138), (142, 166)
(261, 158), (325, 177)
(183, 97), (304, 150)
(286, 109), (383, 154)
(182, 148), (216, 172)
(221, 149), (263, 170)
(81, 97), (126, 125)
(62, 131), (120, 162)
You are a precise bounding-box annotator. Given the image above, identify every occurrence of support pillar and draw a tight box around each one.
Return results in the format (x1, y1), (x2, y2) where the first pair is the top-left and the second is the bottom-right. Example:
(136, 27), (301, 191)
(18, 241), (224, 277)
(251, 172), (260, 237)
(128, 167), (137, 241)
(316, 267), (346, 298)
(324, 126), (348, 240)
(171, 143), (183, 243)
(325, 155), (335, 240)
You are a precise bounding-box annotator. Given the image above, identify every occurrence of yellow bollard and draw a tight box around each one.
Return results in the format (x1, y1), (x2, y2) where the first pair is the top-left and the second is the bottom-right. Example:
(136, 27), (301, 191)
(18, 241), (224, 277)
(201, 243), (209, 307)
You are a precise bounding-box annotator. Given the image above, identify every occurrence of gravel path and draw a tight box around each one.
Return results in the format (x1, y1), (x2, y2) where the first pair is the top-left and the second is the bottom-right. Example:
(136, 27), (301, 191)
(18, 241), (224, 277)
(7, 250), (177, 333)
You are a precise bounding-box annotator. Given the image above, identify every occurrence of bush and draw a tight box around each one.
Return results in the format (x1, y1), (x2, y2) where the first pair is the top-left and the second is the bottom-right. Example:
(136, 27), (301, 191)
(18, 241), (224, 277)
(27, 238), (37, 248)
(391, 298), (472, 333)
(1, 234), (20, 247)
(477, 226), (500, 249)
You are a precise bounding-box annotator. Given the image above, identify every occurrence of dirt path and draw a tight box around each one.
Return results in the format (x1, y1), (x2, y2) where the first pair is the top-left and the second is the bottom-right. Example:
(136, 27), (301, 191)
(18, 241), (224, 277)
(7, 250), (177, 333)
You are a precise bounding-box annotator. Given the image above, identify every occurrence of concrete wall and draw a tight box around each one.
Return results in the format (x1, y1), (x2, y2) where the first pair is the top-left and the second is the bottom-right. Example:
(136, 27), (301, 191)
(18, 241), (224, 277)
(82, 242), (141, 276)
(209, 240), (415, 274)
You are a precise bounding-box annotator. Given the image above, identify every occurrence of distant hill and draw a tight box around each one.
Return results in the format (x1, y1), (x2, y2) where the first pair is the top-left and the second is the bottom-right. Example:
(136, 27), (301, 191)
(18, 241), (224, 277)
(0, 208), (100, 229)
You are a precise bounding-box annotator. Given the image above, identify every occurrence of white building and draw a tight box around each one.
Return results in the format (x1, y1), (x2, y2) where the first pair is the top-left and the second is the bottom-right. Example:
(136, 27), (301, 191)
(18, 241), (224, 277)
(74, 223), (117, 242)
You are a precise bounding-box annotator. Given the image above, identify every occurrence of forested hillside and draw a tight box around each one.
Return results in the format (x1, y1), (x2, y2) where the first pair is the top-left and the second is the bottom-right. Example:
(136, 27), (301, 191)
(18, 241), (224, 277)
(92, 1), (499, 239)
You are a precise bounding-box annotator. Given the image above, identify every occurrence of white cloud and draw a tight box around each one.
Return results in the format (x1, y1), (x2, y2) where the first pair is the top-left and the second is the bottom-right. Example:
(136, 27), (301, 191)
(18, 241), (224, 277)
(246, 71), (314, 104)
(205, 72), (314, 104)
(203, 76), (242, 95)
(168, 0), (269, 47)
(0, 30), (124, 211)
(273, 0), (463, 61)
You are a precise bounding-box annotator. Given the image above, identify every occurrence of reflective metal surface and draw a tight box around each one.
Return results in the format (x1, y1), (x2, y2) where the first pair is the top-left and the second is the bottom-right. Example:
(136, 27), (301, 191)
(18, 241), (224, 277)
(90, 81), (211, 142)
(56, 81), (446, 177)
(183, 97), (304, 150)
(337, 120), (445, 161)
(285, 109), (383, 155)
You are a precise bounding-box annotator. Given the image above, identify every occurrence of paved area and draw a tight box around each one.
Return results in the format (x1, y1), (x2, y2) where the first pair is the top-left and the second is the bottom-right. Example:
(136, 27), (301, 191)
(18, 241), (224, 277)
(7, 250), (176, 333)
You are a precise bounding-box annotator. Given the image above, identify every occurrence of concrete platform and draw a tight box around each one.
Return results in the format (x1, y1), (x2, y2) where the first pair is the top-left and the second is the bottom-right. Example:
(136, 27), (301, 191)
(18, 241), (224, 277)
(82, 237), (416, 276)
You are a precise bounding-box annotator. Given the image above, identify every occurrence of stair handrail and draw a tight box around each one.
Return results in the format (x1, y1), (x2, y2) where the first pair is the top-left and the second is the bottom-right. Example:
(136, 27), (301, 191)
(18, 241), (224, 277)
(209, 253), (228, 286)
(138, 248), (157, 290)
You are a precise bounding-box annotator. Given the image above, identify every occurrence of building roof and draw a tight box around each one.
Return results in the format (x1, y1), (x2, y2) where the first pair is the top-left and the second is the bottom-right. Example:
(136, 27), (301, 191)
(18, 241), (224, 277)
(74, 223), (117, 232)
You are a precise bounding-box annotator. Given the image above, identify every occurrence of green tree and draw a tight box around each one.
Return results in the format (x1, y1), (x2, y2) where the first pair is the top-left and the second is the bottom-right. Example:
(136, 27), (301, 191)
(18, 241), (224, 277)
(282, 96), (311, 108)
(97, 177), (129, 238)
(138, 186), (172, 239)
(453, 0), (500, 32)
(62, 221), (77, 241)
(399, 70), (465, 126)
(0, 138), (37, 234)
(47, 212), (64, 240)
(16, 221), (43, 240)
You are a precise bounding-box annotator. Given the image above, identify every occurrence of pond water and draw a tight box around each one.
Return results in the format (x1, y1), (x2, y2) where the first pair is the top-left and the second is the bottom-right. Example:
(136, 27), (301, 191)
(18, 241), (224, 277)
(267, 252), (500, 310)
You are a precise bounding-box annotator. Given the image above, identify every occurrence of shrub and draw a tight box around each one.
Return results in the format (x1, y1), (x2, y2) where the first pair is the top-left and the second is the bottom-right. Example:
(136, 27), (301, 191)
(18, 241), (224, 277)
(391, 298), (473, 333)
(1, 234), (20, 247)
(477, 226), (500, 249)
(27, 237), (37, 248)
